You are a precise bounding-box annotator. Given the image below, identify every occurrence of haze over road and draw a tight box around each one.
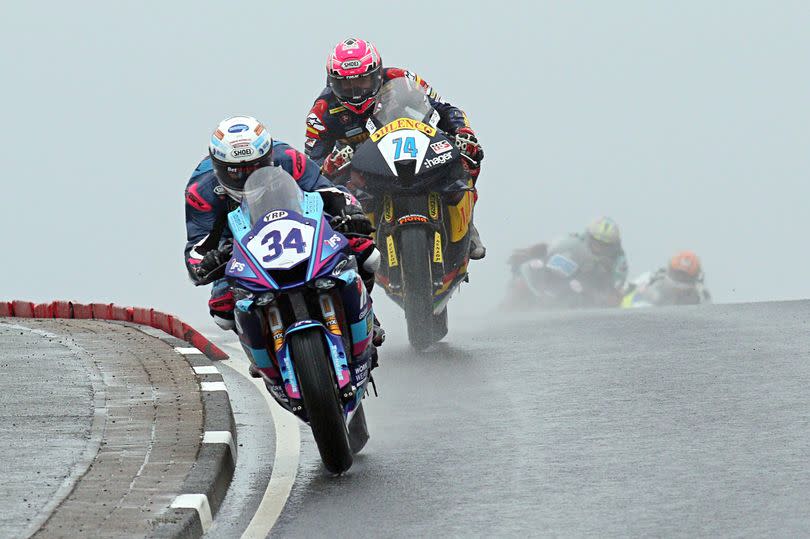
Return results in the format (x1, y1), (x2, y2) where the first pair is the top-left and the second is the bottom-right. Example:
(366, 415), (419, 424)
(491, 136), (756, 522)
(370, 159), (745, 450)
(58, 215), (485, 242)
(266, 300), (810, 537)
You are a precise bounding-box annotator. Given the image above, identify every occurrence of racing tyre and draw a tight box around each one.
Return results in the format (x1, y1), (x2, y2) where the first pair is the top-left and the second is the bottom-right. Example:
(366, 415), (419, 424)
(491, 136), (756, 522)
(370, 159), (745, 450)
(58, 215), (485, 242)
(290, 328), (352, 473)
(400, 227), (436, 350)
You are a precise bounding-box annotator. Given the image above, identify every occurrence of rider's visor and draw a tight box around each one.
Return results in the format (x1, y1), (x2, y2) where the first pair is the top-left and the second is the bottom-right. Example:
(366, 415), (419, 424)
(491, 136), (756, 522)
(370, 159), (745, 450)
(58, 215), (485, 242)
(329, 67), (382, 106)
(587, 236), (619, 257)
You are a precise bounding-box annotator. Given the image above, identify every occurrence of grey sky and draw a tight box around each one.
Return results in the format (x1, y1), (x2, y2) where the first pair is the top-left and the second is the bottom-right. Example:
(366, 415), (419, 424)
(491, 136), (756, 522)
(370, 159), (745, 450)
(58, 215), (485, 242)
(3, 1), (809, 327)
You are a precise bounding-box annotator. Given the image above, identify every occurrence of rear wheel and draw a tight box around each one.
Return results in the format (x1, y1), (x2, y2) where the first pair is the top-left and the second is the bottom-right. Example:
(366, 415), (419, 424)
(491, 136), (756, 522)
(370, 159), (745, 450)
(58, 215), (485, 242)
(290, 328), (352, 473)
(400, 227), (436, 350)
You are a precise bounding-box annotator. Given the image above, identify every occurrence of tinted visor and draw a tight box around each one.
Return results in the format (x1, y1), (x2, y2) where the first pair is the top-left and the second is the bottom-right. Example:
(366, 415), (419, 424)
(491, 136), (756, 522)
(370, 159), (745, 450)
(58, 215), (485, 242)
(329, 67), (383, 106)
(212, 152), (274, 195)
(587, 235), (619, 257)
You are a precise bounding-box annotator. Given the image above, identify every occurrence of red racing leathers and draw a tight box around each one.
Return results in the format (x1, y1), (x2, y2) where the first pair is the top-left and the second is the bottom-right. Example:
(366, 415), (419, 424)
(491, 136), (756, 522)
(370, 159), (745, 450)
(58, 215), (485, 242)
(305, 68), (473, 181)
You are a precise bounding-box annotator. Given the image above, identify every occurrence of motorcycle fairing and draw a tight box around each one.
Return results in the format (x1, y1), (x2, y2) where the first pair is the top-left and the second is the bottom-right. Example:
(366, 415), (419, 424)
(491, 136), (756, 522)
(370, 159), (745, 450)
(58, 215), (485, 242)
(226, 191), (347, 291)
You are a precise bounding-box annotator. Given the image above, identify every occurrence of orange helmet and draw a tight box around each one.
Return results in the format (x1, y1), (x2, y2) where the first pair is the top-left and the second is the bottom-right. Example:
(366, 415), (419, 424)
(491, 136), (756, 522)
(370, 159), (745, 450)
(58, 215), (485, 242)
(667, 250), (702, 285)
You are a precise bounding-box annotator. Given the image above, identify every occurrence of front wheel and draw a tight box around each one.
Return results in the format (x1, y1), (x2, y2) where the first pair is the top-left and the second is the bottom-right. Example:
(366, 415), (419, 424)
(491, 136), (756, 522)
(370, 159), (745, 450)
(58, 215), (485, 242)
(399, 227), (436, 350)
(290, 328), (352, 474)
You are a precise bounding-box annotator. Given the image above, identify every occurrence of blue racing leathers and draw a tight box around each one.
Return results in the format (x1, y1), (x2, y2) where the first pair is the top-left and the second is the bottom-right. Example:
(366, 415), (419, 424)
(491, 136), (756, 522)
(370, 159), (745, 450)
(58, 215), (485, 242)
(184, 140), (335, 282)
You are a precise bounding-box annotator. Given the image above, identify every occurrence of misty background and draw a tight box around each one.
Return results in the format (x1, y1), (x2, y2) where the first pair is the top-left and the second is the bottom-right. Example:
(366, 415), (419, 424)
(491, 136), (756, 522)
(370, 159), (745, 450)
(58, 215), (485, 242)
(2, 1), (809, 329)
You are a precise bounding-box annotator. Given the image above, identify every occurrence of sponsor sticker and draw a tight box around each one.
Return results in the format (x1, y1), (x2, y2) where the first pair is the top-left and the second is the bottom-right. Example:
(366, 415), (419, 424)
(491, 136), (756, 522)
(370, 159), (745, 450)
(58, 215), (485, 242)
(383, 195), (394, 222)
(306, 113), (325, 131)
(365, 117), (377, 134)
(263, 210), (289, 222)
(423, 152), (453, 169)
(341, 59), (362, 69)
(433, 232), (443, 263)
(324, 233), (342, 248)
(430, 140), (453, 154)
(228, 123), (249, 133)
(370, 117), (436, 142)
(428, 192), (440, 220)
(397, 214), (429, 225)
(231, 147), (254, 158)
(386, 235), (398, 267)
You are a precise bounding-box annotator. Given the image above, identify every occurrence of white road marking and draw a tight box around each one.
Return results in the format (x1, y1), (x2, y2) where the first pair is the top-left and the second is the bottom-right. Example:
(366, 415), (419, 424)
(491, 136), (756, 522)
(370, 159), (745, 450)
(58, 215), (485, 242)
(175, 346), (203, 355)
(203, 430), (237, 459)
(193, 366), (220, 375)
(219, 341), (301, 539)
(171, 493), (213, 532)
(201, 381), (228, 392)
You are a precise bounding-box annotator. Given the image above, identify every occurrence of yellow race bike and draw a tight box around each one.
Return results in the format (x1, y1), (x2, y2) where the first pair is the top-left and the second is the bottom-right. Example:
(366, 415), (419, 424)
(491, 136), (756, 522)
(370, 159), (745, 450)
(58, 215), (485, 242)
(350, 78), (476, 350)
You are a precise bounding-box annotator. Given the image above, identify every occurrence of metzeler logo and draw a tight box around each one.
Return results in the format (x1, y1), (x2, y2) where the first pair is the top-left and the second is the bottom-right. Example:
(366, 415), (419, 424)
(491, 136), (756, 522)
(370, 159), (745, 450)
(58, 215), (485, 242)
(231, 147), (254, 158)
(370, 117), (437, 142)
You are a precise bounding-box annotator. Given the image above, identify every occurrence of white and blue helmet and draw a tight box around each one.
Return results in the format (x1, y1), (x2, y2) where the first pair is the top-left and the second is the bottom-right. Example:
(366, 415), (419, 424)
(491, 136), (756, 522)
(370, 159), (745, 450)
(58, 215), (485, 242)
(208, 116), (273, 200)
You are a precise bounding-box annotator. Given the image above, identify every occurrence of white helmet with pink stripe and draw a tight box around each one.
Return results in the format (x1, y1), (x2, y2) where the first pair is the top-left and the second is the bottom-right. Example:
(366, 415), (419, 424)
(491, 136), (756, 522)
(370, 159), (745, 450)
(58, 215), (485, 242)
(326, 38), (383, 114)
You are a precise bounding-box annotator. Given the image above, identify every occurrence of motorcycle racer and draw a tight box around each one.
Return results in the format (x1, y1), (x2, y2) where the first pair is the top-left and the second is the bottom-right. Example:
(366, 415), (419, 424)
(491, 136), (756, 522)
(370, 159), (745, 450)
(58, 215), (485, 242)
(505, 217), (628, 308)
(185, 115), (383, 346)
(622, 250), (711, 307)
(305, 37), (486, 260)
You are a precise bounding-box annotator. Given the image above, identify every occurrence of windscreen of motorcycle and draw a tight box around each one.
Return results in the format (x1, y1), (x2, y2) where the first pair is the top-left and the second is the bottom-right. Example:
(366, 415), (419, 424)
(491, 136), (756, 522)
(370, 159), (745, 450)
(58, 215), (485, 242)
(242, 167), (305, 225)
(240, 167), (315, 270)
(369, 78), (438, 175)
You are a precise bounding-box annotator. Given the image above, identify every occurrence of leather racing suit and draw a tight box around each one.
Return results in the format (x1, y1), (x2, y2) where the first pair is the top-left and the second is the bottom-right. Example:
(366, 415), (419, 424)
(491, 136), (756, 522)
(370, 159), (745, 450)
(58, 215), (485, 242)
(184, 140), (362, 322)
(305, 68), (471, 177)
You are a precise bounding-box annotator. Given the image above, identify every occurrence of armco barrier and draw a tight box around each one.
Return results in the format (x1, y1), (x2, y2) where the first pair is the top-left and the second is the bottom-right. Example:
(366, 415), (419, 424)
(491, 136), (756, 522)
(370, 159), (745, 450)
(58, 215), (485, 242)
(0, 300), (228, 361)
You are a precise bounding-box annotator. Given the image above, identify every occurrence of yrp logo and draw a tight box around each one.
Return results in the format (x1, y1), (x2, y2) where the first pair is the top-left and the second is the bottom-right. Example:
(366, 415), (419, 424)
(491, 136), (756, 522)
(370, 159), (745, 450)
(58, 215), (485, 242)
(263, 210), (289, 222)
(341, 59), (362, 69)
(231, 147), (254, 158)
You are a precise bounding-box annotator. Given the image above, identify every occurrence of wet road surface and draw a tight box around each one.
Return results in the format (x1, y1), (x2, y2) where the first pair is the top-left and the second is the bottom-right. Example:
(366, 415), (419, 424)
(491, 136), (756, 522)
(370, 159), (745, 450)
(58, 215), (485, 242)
(267, 300), (810, 537)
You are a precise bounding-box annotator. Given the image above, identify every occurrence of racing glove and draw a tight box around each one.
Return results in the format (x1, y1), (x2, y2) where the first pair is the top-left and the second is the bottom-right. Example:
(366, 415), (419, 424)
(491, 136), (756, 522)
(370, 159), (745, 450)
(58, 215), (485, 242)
(321, 145), (354, 179)
(453, 127), (484, 166)
(330, 204), (375, 237)
(195, 242), (232, 282)
(348, 236), (381, 291)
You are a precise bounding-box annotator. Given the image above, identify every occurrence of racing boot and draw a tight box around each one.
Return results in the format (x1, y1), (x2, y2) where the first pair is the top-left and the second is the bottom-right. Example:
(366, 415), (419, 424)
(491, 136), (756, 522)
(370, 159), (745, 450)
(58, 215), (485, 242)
(372, 314), (385, 347)
(468, 222), (486, 260)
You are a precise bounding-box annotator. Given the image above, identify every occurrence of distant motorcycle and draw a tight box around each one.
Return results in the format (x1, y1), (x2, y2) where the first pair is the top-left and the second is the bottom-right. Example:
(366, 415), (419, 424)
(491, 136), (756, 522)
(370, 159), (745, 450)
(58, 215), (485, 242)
(350, 78), (476, 350)
(622, 271), (711, 307)
(202, 167), (376, 473)
(505, 241), (621, 309)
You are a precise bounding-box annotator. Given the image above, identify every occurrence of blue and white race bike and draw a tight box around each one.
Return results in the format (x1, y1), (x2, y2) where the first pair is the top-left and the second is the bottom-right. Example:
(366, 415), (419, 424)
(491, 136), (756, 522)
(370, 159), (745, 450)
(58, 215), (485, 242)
(223, 167), (377, 473)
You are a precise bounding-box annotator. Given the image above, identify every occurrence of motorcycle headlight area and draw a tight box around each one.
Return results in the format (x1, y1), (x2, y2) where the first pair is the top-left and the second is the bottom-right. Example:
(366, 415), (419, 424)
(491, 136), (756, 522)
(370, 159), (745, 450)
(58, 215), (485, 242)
(255, 291), (277, 305)
(313, 278), (337, 290)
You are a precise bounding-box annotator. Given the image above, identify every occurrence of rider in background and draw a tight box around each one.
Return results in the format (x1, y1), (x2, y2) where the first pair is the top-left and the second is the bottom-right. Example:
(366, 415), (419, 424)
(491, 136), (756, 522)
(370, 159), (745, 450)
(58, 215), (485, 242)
(505, 217), (628, 308)
(622, 250), (711, 307)
(304, 37), (486, 260)
(184, 115), (383, 346)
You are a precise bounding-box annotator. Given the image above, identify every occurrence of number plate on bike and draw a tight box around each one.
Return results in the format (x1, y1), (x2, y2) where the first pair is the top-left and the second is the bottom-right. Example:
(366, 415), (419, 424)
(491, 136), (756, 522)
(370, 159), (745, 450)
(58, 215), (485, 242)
(246, 217), (315, 270)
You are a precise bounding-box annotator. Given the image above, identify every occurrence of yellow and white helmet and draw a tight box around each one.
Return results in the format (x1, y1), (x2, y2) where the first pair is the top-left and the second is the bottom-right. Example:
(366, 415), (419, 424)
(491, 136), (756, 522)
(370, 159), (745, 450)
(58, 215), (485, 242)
(585, 216), (621, 257)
